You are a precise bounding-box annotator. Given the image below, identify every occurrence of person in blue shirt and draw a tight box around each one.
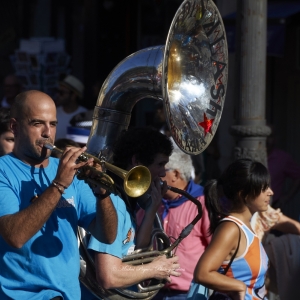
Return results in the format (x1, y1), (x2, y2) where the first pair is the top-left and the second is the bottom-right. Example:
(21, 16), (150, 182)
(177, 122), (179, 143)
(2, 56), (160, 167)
(0, 90), (117, 300)
(88, 127), (181, 293)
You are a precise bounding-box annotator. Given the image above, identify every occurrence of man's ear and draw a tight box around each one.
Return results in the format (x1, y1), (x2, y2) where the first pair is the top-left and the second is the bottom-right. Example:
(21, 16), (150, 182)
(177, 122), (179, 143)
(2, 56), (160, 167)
(10, 118), (18, 136)
(239, 191), (247, 204)
(172, 169), (181, 182)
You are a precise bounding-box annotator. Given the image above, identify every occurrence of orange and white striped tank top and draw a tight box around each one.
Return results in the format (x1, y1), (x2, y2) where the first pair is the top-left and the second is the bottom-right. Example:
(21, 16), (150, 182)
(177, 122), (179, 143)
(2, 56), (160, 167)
(218, 216), (269, 300)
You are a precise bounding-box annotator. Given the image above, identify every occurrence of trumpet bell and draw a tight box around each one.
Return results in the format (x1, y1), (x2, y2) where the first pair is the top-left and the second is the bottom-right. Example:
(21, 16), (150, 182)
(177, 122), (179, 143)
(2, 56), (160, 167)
(125, 166), (152, 198)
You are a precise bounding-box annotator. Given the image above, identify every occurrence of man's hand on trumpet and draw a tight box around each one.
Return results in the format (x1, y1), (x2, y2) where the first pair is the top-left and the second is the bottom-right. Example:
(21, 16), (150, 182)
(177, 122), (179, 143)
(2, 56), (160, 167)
(53, 145), (94, 190)
(52, 143), (112, 199)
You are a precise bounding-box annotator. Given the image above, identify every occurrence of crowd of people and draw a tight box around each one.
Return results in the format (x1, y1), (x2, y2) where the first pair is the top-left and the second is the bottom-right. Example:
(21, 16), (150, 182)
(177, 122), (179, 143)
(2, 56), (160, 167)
(0, 75), (300, 300)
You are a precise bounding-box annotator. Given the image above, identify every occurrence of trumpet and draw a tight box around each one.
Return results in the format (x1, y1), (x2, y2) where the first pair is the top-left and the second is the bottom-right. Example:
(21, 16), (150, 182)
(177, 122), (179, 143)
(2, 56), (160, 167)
(43, 142), (152, 198)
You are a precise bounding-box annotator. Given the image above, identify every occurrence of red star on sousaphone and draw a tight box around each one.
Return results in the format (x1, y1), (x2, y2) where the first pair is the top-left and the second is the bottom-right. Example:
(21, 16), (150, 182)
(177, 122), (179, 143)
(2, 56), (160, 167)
(198, 113), (214, 136)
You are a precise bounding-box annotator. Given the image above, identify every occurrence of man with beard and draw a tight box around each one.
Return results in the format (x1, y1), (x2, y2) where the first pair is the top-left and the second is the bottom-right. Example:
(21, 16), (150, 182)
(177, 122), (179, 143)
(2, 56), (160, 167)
(87, 127), (181, 294)
(0, 90), (117, 300)
(137, 148), (211, 299)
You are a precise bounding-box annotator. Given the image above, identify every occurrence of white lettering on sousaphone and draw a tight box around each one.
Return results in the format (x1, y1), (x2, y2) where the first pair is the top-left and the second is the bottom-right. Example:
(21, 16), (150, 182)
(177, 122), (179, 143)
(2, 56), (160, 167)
(186, 3), (227, 152)
(203, 13), (226, 121)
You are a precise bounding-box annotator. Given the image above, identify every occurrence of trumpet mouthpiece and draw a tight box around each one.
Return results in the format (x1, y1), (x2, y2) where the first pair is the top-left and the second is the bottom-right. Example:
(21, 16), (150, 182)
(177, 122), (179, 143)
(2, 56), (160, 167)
(37, 141), (53, 149)
(41, 142), (63, 154)
(43, 142), (55, 150)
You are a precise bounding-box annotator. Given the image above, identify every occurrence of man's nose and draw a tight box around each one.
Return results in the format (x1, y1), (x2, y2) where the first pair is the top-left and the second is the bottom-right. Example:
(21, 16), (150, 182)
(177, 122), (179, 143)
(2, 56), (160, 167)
(42, 125), (52, 137)
(159, 169), (166, 178)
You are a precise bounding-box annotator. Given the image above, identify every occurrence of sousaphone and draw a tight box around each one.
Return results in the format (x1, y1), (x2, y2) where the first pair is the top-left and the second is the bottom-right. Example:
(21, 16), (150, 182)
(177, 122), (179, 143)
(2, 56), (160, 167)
(79, 0), (228, 298)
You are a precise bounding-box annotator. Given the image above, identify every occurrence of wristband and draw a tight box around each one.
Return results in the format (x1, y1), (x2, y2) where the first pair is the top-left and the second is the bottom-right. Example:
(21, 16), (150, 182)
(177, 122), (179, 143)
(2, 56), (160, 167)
(93, 190), (111, 200)
(52, 181), (65, 194)
(52, 180), (67, 189)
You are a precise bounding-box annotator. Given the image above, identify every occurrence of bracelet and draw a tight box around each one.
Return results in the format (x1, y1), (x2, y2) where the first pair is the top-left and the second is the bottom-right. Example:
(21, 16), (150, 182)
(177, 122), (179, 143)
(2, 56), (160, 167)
(52, 181), (65, 194)
(93, 190), (111, 200)
(52, 180), (67, 189)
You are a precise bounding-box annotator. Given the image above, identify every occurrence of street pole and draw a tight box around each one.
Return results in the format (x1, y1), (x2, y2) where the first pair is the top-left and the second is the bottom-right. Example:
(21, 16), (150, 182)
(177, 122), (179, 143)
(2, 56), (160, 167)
(230, 0), (271, 166)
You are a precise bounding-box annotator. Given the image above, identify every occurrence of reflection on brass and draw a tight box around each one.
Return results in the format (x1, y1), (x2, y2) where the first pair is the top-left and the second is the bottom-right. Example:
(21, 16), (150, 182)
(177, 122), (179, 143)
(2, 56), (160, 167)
(168, 40), (181, 90)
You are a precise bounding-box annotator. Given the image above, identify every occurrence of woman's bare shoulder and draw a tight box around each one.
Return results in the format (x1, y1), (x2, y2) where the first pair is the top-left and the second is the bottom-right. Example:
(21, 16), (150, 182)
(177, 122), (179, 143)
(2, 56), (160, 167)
(213, 220), (240, 241)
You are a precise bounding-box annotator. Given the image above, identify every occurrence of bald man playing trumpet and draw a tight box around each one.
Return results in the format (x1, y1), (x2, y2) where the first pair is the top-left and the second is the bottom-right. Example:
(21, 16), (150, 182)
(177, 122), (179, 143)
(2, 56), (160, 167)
(0, 90), (117, 300)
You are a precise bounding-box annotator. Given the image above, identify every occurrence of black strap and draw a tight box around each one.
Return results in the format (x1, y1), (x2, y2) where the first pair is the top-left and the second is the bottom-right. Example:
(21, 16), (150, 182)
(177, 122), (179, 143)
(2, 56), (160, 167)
(209, 221), (241, 299)
(222, 221), (241, 275)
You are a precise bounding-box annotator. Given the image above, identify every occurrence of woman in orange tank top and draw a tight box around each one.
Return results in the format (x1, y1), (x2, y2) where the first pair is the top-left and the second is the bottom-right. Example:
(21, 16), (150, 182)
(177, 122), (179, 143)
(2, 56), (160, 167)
(193, 158), (273, 300)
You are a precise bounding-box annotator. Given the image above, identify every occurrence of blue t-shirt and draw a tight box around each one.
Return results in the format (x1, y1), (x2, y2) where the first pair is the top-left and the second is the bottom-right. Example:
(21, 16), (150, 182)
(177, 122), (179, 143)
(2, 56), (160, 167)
(88, 194), (136, 258)
(0, 153), (96, 300)
(80, 194), (136, 299)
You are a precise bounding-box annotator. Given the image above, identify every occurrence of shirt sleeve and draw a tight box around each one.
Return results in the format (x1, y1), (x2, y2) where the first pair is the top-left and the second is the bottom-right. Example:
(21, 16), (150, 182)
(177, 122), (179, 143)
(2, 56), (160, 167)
(87, 194), (127, 259)
(0, 170), (21, 217)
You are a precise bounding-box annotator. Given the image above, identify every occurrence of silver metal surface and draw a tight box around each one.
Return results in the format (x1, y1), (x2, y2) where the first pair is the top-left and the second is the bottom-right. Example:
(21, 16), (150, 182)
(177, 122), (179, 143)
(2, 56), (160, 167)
(86, 0), (228, 159)
(86, 45), (165, 161)
(163, 0), (228, 154)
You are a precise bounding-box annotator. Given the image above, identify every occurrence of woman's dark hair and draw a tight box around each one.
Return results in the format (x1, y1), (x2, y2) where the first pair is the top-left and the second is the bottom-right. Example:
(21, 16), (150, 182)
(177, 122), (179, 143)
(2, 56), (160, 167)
(205, 158), (270, 234)
(0, 107), (11, 135)
(112, 127), (173, 169)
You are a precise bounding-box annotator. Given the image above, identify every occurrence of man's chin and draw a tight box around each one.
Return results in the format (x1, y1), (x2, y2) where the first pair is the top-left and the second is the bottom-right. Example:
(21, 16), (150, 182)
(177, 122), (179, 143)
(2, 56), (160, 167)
(39, 148), (51, 160)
